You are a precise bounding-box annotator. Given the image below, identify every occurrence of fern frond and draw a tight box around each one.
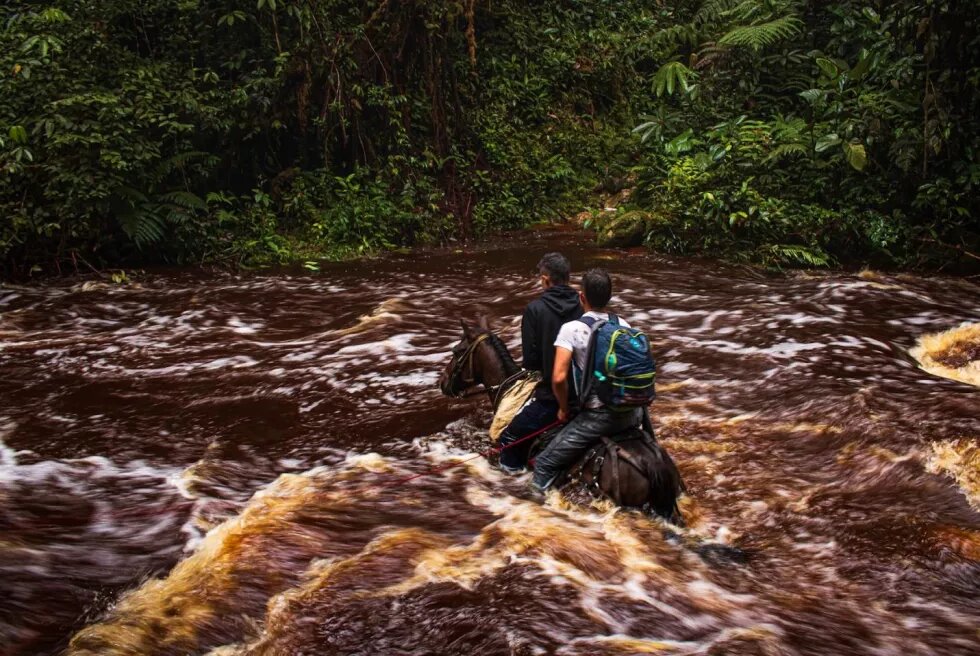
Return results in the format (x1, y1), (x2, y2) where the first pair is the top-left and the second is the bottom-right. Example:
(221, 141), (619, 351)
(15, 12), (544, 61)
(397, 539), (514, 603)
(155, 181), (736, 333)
(154, 151), (210, 178)
(718, 16), (803, 51)
(694, 0), (742, 25)
(767, 244), (830, 267)
(772, 116), (807, 140)
(727, 0), (766, 22)
(160, 190), (207, 211)
(693, 43), (732, 70)
(116, 208), (164, 246)
(778, 72), (816, 92)
(649, 23), (698, 50)
(765, 143), (808, 162)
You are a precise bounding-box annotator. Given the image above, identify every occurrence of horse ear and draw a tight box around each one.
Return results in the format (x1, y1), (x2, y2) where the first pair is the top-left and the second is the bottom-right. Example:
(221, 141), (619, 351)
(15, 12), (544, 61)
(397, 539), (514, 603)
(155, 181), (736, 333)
(460, 318), (474, 339)
(477, 315), (491, 332)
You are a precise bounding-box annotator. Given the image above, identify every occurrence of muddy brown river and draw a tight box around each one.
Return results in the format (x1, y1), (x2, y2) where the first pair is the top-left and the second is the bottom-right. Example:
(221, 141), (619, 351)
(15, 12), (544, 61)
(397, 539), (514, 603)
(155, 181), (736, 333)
(1, 230), (978, 655)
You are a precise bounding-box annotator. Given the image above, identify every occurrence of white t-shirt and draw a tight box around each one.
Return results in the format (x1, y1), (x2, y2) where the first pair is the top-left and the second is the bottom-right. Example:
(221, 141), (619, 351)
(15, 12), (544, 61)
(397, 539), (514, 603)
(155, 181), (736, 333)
(554, 311), (631, 409)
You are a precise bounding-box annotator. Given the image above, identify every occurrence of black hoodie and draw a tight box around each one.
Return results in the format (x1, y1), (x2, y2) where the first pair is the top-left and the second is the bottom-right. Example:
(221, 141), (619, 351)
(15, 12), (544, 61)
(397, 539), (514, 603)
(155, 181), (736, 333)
(521, 284), (583, 400)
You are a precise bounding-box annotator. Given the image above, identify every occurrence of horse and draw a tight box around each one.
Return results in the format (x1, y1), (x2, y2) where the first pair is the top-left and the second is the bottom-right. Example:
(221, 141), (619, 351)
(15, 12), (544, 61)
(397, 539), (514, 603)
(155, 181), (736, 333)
(438, 317), (684, 523)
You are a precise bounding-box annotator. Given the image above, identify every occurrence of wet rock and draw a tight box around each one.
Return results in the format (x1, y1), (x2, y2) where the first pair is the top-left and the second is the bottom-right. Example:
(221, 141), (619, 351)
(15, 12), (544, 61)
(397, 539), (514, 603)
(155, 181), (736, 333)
(595, 210), (651, 248)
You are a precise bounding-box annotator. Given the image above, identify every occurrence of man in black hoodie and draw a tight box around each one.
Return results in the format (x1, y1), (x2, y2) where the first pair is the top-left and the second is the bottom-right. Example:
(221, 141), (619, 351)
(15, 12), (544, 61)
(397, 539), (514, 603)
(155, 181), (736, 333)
(497, 252), (583, 473)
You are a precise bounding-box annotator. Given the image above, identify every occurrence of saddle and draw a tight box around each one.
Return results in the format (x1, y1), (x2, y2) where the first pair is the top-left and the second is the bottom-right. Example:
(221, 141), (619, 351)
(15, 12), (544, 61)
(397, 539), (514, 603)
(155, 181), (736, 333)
(585, 429), (658, 505)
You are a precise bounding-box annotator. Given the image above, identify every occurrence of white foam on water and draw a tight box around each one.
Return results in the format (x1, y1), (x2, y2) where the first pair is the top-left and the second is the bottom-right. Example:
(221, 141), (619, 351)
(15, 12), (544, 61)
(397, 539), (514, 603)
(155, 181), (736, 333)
(188, 355), (262, 373)
(335, 332), (416, 356)
(772, 312), (841, 325)
(0, 418), (20, 467)
(298, 399), (324, 413)
(395, 352), (449, 364)
(364, 371), (440, 388)
(226, 316), (263, 334)
(679, 337), (826, 358)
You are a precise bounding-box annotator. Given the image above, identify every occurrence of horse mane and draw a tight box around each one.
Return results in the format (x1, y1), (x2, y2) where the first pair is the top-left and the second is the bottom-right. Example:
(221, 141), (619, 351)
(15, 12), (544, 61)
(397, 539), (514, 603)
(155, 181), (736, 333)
(485, 331), (521, 377)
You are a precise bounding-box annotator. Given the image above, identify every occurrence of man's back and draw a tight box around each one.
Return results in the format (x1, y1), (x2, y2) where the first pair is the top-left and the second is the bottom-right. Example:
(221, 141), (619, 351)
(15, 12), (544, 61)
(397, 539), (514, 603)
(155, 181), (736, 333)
(554, 311), (631, 409)
(496, 252), (580, 473)
(522, 284), (582, 399)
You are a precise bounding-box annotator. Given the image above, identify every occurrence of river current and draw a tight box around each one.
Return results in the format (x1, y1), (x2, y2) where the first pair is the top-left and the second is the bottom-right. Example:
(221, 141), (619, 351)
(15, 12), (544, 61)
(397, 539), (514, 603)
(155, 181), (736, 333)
(1, 230), (977, 655)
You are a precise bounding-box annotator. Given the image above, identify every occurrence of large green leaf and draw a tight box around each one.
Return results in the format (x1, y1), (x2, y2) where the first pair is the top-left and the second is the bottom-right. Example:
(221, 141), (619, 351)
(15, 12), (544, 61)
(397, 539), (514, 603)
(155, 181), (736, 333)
(814, 133), (841, 153)
(815, 57), (840, 80)
(844, 142), (868, 171)
(652, 61), (695, 97)
(848, 53), (874, 81)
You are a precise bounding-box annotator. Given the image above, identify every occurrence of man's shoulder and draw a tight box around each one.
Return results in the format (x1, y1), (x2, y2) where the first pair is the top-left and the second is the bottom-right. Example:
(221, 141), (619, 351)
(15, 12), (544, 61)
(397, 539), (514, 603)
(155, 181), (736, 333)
(557, 316), (588, 331)
(578, 312), (633, 330)
(556, 318), (591, 349)
(524, 297), (549, 317)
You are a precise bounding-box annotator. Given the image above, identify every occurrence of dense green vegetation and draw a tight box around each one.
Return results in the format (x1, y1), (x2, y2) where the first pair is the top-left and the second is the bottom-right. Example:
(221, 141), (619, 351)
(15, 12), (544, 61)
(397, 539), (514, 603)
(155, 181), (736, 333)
(621, 0), (980, 269)
(2, 1), (977, 275)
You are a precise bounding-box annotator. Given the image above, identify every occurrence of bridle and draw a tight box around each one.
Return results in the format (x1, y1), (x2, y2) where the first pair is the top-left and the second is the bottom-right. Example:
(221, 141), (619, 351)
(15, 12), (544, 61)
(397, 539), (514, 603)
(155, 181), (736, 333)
(443, 333), (491, 398)
(443, 332), (525, 406)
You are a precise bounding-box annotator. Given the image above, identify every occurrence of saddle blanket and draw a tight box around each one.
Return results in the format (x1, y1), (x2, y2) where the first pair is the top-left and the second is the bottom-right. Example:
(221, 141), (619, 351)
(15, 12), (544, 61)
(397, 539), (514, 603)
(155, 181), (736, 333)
(489, 371), (541, 442)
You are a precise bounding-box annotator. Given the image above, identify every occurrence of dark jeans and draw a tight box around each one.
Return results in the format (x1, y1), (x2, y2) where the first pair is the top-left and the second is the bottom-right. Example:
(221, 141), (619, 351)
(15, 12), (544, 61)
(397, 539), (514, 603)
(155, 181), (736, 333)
(531, 406), (643, 489)
(497, 398), (559, 470)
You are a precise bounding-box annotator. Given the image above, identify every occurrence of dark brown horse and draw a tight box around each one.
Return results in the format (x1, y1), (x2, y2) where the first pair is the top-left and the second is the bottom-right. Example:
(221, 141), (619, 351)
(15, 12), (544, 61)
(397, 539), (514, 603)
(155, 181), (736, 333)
(438, 318), (684, 523)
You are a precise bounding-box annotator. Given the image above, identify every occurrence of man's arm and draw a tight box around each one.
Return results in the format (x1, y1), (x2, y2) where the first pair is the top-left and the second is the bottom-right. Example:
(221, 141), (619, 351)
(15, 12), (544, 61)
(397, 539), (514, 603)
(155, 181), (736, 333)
(521, 306), (541, 370)
(551, 346), (573, 422)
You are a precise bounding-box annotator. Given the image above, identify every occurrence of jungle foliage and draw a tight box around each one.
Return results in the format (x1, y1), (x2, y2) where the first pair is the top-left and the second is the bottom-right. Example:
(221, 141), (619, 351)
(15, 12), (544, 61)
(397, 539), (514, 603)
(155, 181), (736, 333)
(625, 0), (980, 269)
(1, 1), (977, 274)
(1, 0), (648, 274)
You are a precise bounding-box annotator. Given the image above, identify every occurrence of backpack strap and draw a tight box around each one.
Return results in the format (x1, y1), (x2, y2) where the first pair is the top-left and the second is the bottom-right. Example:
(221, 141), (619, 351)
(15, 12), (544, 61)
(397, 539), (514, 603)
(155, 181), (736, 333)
(578, 313), (616, 328)
(576, 313), (615, 401)
(577, 317), (604, 401)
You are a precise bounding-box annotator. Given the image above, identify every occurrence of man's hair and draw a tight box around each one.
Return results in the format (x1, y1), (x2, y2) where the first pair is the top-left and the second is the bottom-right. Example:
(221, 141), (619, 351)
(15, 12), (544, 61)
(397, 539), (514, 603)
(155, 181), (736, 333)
(537, 252), (571, 285)
(582, 268), (612, 309)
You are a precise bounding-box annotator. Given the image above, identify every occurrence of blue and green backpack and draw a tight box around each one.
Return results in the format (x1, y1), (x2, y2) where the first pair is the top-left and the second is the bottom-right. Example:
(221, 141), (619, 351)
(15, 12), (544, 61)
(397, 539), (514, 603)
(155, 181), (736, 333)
(577, 314), (656, 410)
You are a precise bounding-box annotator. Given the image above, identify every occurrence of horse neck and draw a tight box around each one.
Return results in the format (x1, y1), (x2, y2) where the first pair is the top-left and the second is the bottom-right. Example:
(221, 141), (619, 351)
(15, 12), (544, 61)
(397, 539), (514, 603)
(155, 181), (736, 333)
(475, 334), (520, 389)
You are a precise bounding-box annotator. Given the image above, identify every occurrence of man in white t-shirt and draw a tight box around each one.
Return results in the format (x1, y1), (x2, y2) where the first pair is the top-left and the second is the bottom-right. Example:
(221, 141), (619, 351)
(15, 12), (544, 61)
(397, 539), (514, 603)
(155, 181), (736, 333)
(531, 269), (643, 492)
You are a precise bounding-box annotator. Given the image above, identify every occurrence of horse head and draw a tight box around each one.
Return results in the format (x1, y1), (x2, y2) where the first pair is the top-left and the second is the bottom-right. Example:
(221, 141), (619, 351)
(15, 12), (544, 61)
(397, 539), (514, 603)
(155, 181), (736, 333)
(438, 316), (517, 398)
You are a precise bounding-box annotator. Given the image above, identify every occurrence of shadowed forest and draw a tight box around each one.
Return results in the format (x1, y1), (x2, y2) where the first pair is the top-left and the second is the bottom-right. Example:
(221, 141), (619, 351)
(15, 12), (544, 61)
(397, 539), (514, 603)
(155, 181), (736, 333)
(2, 0), (978, 275)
